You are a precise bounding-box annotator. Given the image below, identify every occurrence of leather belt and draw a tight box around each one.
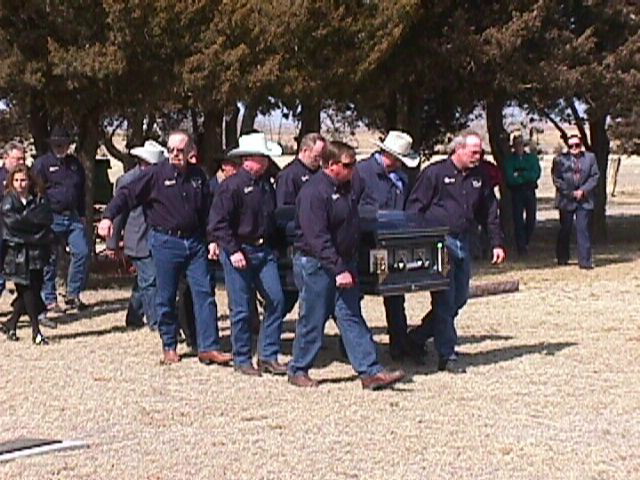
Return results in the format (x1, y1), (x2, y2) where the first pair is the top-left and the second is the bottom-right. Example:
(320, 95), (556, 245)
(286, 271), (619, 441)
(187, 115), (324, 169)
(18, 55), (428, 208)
(153, 227), (197, 239)
(240, 237), (265, 246)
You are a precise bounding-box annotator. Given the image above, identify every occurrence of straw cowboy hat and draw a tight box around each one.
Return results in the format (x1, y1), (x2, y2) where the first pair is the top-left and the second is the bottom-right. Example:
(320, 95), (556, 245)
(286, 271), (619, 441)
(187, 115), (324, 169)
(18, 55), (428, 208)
(227, 132), (283, 158)
(130, 140), (168, 165)
(373, 130), (420, 168)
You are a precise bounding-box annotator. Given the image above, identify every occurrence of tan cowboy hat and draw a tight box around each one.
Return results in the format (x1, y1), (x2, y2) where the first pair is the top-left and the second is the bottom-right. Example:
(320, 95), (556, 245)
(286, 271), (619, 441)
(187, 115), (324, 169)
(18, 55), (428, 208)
(373, 130), (420, 168)
(227, 132), (283, 158)
(130, 140), (168, 165)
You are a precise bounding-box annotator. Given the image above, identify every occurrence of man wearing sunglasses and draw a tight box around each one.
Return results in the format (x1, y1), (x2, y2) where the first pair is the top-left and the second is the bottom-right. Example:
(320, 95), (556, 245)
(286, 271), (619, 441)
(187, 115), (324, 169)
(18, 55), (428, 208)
(99, 130), (232, 366)
(551, 134), (600, 269)
(288, 140), (405, 390)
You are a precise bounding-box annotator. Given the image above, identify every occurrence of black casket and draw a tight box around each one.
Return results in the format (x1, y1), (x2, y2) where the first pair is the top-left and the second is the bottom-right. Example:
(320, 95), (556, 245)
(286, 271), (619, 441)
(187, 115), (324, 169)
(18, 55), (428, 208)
(275, 207), (450, 296)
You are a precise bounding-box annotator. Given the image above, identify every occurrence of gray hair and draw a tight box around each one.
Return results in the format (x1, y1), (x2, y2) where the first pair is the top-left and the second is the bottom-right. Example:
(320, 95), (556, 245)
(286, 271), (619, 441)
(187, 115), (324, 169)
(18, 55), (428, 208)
(449, 130), (482, 154)
(3, 141), (25, 157)
(298, 132), (326, 152)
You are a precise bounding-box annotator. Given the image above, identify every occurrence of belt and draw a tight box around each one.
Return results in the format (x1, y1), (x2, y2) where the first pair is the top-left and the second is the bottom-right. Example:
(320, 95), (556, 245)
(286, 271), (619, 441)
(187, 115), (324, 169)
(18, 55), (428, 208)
(153, 227), (198, 239)
(239, 237), (265, 246)
(56, 209), (77, 216)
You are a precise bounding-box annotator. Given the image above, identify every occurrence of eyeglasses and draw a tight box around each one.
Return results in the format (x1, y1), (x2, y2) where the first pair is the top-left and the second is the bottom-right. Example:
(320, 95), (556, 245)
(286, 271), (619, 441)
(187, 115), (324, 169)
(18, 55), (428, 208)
(340, 161), (356, 169)
(167, 147), (186, 155)
(568, 143), (582, 149)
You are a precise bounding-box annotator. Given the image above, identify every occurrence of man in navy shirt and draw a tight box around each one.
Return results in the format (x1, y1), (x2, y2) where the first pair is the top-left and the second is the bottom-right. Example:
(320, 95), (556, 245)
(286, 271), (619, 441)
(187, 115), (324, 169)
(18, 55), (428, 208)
(288, 140), (405, 390)
(406, 131), (506, 373)
(356, 130), (424, 363)
(98, 130), (232, 366)
(275, 132), (326, 316)
(276, 132), (326, 207)
(32, 127), (90, 312)
(208, 132), (287, 377)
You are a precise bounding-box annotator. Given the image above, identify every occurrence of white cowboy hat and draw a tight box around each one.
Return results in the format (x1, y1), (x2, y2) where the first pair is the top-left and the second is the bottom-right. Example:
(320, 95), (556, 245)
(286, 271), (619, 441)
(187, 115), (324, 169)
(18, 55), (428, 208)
(373, 130), (420, 168)
(130, 140), (168, 165)
(227, 132), (283, 158)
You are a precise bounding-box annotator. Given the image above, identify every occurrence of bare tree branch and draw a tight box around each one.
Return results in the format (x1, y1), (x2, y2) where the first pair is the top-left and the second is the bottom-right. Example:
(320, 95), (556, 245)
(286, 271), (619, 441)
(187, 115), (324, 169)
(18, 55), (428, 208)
(568, 99), (591, 149)
(102, 119), (135, 170)
(541, 109), (570, 146)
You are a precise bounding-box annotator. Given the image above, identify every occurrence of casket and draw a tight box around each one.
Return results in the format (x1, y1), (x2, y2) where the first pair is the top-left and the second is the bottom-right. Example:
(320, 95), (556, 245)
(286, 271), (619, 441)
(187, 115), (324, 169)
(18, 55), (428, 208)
(275, 207), (450, 296)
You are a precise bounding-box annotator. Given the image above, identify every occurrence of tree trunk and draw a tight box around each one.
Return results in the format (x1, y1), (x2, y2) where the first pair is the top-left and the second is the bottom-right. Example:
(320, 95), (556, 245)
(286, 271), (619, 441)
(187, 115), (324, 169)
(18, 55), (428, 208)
(240, 100), (258, 134)
(200, 107), (224, 176)
(298, 100), (321, 146)
(77, 107), (101, 257)
(588, 113), (609, 242)
(225, 104), (240, 150)
(103, 121), (136, 171)
(126, 111), (145, 150)
(486, 98), (514, 248)
(28, 91), (50, 157)
(383, 90), (398, 133)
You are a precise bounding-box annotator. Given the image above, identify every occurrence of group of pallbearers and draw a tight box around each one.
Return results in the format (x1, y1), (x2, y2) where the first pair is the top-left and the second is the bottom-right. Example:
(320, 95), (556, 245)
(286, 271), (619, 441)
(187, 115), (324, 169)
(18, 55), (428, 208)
(2, 124), (602, 389)
(0, 125), (504, 390)
(94, 127), (507, 390)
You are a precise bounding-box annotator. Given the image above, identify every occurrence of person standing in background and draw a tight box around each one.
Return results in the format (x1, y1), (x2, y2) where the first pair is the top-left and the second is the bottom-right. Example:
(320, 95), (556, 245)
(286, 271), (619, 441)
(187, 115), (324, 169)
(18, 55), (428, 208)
(504, 136), (541, 256)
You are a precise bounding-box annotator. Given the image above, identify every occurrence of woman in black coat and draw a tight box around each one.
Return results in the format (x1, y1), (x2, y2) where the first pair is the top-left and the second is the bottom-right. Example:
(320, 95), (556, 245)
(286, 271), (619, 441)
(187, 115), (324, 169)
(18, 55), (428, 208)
(1, 164), (54, 344)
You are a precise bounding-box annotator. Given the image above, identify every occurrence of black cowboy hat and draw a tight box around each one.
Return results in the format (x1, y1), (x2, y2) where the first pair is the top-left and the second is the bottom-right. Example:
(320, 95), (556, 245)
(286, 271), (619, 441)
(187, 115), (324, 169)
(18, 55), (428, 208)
(48, 126), (72, 143)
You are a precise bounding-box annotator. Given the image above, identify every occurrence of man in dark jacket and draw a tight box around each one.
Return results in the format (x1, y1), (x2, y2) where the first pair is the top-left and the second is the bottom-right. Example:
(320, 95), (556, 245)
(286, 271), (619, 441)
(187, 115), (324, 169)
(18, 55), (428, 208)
(356, 130), (424, 362)
(552, 134), (600, 269)
(32, 127), (90, 312)
(406, 131), (506, 373)
(106, 140), (166, 329)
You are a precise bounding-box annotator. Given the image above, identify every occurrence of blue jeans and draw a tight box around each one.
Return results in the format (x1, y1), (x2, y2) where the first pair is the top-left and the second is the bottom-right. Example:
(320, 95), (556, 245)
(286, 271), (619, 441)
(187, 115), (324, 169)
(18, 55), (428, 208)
(42, 213), (90, 305)
(128, 256), (158, 328)
(220, 245), (284, 367)
(149, 231), (221, 353)
(430, 235), (471, 359)
(289, 254), (383, 377)
(557, 208), (593, 267)
(511, 185), (537, 253)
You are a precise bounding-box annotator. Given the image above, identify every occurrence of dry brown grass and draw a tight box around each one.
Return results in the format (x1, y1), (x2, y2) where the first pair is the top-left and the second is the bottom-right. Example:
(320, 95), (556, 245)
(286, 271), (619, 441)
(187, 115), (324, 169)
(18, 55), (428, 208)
(1, 158), (639, 480)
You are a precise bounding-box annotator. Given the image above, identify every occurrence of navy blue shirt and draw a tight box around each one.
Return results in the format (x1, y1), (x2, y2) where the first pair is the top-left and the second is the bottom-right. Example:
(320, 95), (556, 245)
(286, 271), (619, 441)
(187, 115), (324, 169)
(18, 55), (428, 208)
(294, 170), (359, 275)
(356, 153), (408, 210)
(32, 151), (86, 216)
(275, 158), (318, 208)
(406, 157), (503, 247)
(103, 161), (210, 236)
(208, 168), (277, 254)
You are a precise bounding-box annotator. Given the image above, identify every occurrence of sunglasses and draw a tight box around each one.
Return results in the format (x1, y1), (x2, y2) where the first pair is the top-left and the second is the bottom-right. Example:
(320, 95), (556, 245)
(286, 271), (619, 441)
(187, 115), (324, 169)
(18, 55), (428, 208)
(340, 161), (356, 169)
(568, 142), (582, 149)
(167, 147), (186, 154)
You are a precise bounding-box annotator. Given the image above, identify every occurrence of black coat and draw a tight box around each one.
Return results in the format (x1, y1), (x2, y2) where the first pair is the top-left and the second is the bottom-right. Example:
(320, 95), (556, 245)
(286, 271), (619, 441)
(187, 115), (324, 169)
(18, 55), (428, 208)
(1, 191), (54, 285)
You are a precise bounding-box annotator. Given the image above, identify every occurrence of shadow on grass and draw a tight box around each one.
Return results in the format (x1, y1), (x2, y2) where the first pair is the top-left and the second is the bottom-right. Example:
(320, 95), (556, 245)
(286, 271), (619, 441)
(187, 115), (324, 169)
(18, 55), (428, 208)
(397, 341), (577, 376)
(48, 324), (132, 341)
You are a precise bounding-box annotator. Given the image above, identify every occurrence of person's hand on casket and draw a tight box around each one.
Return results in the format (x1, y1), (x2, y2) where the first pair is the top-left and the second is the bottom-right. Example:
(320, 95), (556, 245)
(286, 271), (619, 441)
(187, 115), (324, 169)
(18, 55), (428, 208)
(98, 218), (113, 238)
(491, 247), (506, 265)
(336, 271), (354, 288)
